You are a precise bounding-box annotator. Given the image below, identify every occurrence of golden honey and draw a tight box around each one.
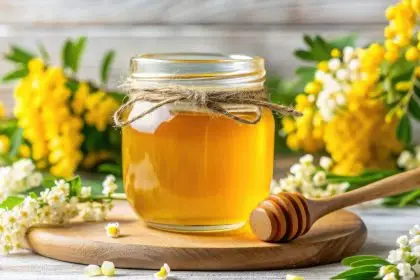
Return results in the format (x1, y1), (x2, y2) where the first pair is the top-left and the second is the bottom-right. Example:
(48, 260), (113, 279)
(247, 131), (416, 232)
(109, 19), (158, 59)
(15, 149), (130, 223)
(121, 53), (274, 232)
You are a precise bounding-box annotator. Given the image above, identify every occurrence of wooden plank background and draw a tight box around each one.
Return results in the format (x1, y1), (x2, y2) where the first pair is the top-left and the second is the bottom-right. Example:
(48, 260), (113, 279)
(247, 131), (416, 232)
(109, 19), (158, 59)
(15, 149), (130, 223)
(0, 0), (394, 109)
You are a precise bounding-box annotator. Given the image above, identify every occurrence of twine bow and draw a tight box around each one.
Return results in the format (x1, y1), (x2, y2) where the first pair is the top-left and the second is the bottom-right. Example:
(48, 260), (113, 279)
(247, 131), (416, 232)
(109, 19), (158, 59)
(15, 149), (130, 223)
(113, 83), (301, 127)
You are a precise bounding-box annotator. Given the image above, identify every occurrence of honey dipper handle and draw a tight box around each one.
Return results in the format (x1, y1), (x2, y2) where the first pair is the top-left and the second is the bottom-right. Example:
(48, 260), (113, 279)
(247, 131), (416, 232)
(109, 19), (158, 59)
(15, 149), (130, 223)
(308, 168), (420, 222)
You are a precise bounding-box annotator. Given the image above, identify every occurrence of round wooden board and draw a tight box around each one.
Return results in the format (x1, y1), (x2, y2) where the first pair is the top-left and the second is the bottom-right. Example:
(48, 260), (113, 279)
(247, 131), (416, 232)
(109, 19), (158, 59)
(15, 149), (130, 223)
(27, 201), (367, 271)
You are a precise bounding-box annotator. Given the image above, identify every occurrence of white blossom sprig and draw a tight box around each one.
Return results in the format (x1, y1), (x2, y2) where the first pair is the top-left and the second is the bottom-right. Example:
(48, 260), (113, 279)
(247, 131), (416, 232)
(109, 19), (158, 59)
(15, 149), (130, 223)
(378, 225), (420, 280)
(397, 146), (420, 170)
(315, 47), (360, 121)
(271, 154), (399, 200)
(333, 225), (420, 280)
(0, 174), (119, 254)
(270, 154), (349, 198)
(0, 159), (43, 202)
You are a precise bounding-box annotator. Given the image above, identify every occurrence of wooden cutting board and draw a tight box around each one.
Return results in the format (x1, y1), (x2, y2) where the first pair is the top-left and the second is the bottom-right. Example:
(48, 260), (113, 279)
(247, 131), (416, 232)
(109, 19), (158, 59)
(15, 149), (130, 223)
(26, 201), (367, 271)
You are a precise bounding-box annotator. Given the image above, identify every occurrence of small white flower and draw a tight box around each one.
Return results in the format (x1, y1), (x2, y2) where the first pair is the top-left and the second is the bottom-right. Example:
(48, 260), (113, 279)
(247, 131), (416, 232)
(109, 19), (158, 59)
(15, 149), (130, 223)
(343, 47), (354, 63)
(335, 93), (346, 106)
(412, 245), (420, 257)
(336, 69), (350, 81)
(388, 249), (405, 264)
(80, 206), (96, 222)
(94, 204), (107, 221)
(327, 98), (336, 109)
(105, 222), (120, 238)
(84, 264), (102, 277)
(320, 156), (333, 170)
(271, 186), (282, 194)
(154, 263), (170, 280)
(299, 154), (314, 165)
(411, 235), (420, 246)
(286, 274), (304, 280)
(328, 58), (341, 71)
(348, 59), (360, 71)
(46, 189), (66, 208)
(315, 70), (326, 81)
(27, 172), (43, 187)
(80, 186), (92, 199)
(383, 272), (397, 280)
(54, 180), (70, 196)
(378, 266), (388, 277)
(12, 159), (35, 181)
(397, 235), (409, 248)
(397, 262), (412, 275)
(398, 151), (414, 168)
(101, 261), (116, 276)
(397, 263), (415, 280)
(412, 263), (420, 275)
(102, 175), (118, 197)
(313, 171), (327, 187)
(0, 159), (43, 201)
(409, 225), (420, 236)
(290, 164), (302, 175)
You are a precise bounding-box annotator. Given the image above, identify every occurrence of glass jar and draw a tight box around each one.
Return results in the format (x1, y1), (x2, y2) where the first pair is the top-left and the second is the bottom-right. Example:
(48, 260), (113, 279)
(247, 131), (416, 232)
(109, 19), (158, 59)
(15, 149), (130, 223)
(122, 53), (274, 232)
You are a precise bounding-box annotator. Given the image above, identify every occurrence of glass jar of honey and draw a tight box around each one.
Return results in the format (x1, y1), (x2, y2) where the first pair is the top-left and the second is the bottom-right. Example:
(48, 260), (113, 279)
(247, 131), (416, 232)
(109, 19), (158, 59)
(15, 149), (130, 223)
(121, 53), (274, 232)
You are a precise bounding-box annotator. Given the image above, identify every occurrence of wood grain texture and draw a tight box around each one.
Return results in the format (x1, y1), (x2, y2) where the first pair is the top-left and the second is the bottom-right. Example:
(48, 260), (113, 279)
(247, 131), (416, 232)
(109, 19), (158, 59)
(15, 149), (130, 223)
(1, 205), (417, 279)
(0, 0), (394, 24)
(26, 201), (366, 271)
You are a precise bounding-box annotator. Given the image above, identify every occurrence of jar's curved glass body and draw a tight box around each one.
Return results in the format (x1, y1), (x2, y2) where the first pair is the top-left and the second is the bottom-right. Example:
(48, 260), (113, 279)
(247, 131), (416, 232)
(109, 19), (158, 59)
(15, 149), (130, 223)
(122, 53), (274, 232)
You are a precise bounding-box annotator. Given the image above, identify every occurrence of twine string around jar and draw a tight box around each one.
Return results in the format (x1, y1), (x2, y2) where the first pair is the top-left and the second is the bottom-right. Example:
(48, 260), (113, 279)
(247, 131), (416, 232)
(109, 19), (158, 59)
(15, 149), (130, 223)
(113, 83), (302, 127)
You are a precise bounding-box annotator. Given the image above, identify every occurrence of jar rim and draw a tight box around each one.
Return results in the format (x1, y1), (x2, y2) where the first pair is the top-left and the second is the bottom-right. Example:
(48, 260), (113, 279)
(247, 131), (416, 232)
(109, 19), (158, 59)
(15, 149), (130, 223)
(129, 53), (265, 85)
(134, 53), (263, 64)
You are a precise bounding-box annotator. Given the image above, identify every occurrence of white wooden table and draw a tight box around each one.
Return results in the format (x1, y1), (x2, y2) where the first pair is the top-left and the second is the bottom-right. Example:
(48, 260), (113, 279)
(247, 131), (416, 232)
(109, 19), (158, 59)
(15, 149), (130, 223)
(0, 205), (417, 280)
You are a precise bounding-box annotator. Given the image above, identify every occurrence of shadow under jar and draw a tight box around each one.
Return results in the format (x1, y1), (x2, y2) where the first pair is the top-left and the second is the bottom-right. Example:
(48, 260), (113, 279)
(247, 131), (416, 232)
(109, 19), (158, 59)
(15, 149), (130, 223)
(122, 53), (274, 232)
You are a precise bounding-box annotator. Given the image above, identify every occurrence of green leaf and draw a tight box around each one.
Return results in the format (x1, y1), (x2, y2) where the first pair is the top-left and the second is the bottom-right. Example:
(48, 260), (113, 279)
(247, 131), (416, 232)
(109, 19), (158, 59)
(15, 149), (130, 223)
(265, 75), (281, 94)
(331, 266), (380, 279)
(414, 83), (420, 98)
(329, 34), (357, 49)
(295, 66), (317, 76)
(37, 42), (50, 62)
(408, 97), (420, 120)
(396, 114), (412, 145)
(398, 189), (420, 207)
(311, 35), (331, 61)
(72, 37), (87, 73)
(108, 127), (122, 148)
(98, 163), (122, 177)
(349, 259), (390, 267)
(100, 50), (115, 84)
(294, 50), (315, 61)
(66, 79), (80, 92)
(0, 119), (18, 135)
(8, 127), (23, 158)
(4, 46), (35, 64)
(0, 196), (24, 210)
(303, 34), (314, 48)
(331, 271), (379, 280)
(342, 255), (387, 267)
(62, 39), (74, 70)
(29, 192), (38, 199)
(2, 68), (28, 83)
(68, 176), (82, 197)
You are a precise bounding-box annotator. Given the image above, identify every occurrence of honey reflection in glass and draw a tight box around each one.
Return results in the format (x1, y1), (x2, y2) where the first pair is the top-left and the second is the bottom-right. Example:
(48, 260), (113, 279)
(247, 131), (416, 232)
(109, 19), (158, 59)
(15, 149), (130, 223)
(123, 108), (274, 232)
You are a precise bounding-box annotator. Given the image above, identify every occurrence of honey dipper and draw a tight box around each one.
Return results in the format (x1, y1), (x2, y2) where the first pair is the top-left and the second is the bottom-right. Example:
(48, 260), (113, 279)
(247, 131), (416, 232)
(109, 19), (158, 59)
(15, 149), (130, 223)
(250, 167), (420, 242)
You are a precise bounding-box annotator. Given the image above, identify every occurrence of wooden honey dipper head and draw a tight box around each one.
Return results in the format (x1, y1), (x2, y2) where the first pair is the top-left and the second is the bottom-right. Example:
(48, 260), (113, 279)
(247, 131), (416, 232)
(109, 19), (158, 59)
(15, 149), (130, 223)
(250, 167), (420, 242)
(250, 192), (310, 242)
